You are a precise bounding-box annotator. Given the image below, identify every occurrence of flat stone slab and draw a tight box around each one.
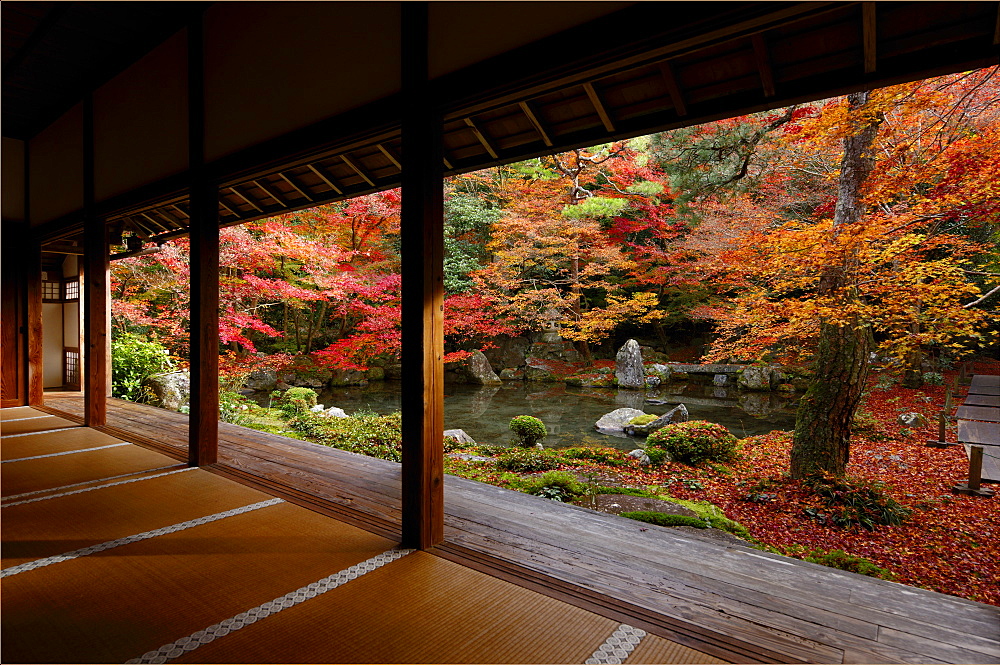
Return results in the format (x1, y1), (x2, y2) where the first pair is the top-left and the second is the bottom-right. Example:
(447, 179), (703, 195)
(955, 405), (1000, 423)
(665, 363), (746, 375)
(964, 394), (1000, 407)
(958, 420), (1000, 446)
(970, 374), (999, 389)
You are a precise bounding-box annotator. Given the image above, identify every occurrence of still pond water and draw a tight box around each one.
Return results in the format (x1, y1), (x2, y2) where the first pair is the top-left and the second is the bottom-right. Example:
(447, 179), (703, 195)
(262, 377), (798, 450)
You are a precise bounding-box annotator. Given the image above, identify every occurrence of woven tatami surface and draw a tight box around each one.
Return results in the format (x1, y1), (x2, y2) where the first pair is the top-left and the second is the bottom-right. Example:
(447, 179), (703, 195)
(1, 416), (721, 664)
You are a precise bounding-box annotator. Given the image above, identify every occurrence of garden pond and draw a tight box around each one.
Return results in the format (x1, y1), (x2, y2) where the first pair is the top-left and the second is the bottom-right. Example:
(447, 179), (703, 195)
(251, 376), (797, 449)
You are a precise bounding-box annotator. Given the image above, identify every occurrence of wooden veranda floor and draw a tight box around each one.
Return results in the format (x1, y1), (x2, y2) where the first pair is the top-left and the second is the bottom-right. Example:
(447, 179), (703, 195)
(28, 393), (1000, 664)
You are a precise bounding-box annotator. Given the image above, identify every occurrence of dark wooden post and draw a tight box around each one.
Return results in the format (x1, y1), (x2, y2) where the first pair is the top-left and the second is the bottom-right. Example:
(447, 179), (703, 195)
(25, 235), (43, 406)
(187, 17), (219, 467)
(83, 94), (108, 425)
(953, 446), (995, 497)
(400, 1), (445, 549)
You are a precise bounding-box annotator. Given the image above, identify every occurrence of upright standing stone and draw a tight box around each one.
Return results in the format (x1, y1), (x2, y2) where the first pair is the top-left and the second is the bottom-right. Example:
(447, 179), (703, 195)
(616, 339), (645, 390)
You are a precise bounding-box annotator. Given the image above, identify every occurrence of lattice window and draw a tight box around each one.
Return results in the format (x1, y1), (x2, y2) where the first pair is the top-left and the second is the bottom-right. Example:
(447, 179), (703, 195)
(42, 280), (62, 302)
(64, 349), (80, 388)
(63, 279), (79, 301)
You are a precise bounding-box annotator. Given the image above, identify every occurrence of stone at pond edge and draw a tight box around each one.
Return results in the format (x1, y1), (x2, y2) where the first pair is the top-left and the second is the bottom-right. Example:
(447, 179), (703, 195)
(443, 428), (476, 445)
(595, 408), (646, 436)
(499, 368), (524, 380)
(144, 371), (190, 412)
(243, 368), (278, 392)
(737, 365), (781, 391)
(615, 339), (645, 390)
(482, 336), (531, 372)
(624, 403), (688, 436)
(627, 449), (652, 465)
(465, 350), (503, 385)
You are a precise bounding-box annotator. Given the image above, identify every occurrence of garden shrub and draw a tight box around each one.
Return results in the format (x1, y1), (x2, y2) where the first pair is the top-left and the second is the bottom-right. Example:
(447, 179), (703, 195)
(111, 333), (173, 402)
(522, 471), (585, 502)
(922, 371), (944, 385)
(290, 411), (402, 462)
(803, 473), (912, 530)
(278, 387), (319, 416)
(219, 390), (253, 426)
(560, 447), (626, 467)
(509, 415), (547, 447)
(495, 448), (559, 472)
(645, 420), (738, 466)
(620, 511), (707, 529)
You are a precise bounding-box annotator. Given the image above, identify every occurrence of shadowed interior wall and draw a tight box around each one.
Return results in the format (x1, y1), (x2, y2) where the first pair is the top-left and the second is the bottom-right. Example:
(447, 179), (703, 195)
(428, 2), (633, 78)
(29, 104), (83, 227)
(94, 30), (188, 203)
(203, 2), (402, 162)
(2, 138), (25, 223)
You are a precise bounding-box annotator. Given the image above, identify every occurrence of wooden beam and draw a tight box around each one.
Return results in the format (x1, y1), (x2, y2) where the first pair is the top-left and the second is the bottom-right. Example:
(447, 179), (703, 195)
(306, 163), (344, 195)
(442, 155), (454, 171)
(994, 2), (999, 46)
(188, 13), (218, 467)
(377, 143), (402, 171)
(657, 61), (688, 117)
(252, 179), (289, 207)
(463, 117), (499, 159)
(341, 154), (376, 187)
(82, 94), (107, 424)
(583, 81), (616, 132)
(140, 211), (172, 234)
(751, 33), (776, 98)
(863, 2), (877, 74)
(400, 0), (444, 550)
(217, 198), (243, 220)
(228, 186), (264, 213)
(278, 172), (314, 202)
(170, 204), (191, 220)
(519, 101), (553, 147)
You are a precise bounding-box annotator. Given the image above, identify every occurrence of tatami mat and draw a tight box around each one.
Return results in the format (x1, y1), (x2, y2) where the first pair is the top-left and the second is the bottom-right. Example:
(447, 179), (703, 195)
(2, 500), (398, 663)
(0, 415), (78, 436)
(172, 551), (717, 664)
(1, 441), (180, 497)
(1, 466), (277, 567)
(1, 426), (126, 461)
(2, 426), (721, 665)
(0, 406), (47, 420)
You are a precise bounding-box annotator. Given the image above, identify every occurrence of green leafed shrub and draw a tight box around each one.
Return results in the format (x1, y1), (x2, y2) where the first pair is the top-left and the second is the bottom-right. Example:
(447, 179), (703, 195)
(111, 333), (174, 402)
(522, 470), (585, 502)
(290, 411), (402, 462)
(803, 473), (912, 531)
(645, 420), (738, 466)
(620, 511), (707, 529)
(219, 390), (253, 426)
(509, 415), (547, 447)
(495, 448), (559, 472)
(559, 447), (626, 467)
(277, 387), (319, 416)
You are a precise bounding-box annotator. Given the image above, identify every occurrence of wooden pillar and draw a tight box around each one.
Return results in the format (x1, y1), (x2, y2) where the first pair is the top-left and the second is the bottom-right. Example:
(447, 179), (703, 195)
(83, 94), (107, 425)
(187, 17), (219, 467)
(25, 234), (43, 406)
(400, 1), (445, 549)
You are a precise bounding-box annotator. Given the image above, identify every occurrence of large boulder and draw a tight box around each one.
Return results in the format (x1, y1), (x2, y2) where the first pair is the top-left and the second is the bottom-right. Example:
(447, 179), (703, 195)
(144, 371), (190, 412)
(329, 369), (368, 387)
(443, 428), (477, 446)
(595, 407), (646, 436)
(482, 336), (530, 372)
(738, 366), (780, 391)
(624, 404), (688, 436)
(243, 368), (278, 392)
(465, 350), (503, 386)
(615, 339), (645, 389)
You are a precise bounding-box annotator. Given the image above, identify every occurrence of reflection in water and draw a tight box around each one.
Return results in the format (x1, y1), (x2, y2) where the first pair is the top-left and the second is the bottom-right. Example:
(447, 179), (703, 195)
(254, 379), (797, 450)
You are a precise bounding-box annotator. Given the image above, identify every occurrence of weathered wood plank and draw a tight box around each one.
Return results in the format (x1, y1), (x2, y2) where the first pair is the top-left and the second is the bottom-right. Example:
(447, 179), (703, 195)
(965, 394), (1000, 407)
(958, 420), (1000, 445)
(955, 405), (1000, 422)
(970, 374), (1000, 389)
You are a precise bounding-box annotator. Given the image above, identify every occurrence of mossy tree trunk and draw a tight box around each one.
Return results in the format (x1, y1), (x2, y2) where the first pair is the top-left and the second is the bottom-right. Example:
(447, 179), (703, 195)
(790, 91), (881, 479)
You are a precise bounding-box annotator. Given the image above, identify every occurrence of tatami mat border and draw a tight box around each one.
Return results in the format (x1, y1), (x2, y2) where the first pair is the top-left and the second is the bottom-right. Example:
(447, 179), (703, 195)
(588, 624), (648, 664)
(1, 442), (129, 462)
(127, 547), (414, 664)
(2, 498), (283, 577)
(1, 427), (80, 439)
(2, 466), (193, 507)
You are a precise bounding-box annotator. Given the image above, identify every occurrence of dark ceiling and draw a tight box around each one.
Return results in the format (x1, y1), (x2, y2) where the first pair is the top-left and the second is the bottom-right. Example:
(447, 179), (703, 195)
(2, 1), (208, 141)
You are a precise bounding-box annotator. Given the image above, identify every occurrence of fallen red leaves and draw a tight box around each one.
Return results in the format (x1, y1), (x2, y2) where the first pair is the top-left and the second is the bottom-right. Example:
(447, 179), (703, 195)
(553, 361), (1000, 605)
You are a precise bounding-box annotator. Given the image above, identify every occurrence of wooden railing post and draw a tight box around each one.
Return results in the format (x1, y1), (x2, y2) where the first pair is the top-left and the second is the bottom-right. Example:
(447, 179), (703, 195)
(83, 93), (107, 426)
(400, 0), (445, 549)
(187, 15), (218, 467)
(26, 236), (43, 406)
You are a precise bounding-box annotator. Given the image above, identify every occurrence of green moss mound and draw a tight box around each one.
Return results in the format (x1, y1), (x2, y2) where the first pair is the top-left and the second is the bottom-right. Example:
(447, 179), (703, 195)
(620, 511), (706, 528)
(495, 448), (559, 472)
(522, 471), (585, 502)
(627, 414), (657, 426)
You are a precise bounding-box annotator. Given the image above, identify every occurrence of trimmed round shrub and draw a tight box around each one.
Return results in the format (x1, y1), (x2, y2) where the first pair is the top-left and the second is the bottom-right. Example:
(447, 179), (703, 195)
(509, 415), (547, 447)
(278, 387), (319, 415)
(522, 470), (585, 502)
(645, 420), (738, 466)
(495, 448), (559, 472)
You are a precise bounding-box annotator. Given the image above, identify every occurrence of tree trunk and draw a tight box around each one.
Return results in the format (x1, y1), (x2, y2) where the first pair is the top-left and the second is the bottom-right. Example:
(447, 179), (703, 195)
(790, 90), (881, 479)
